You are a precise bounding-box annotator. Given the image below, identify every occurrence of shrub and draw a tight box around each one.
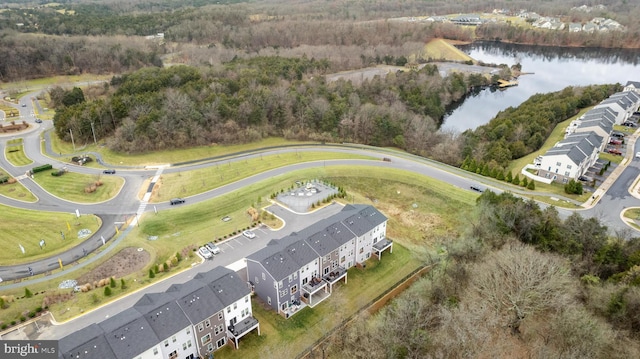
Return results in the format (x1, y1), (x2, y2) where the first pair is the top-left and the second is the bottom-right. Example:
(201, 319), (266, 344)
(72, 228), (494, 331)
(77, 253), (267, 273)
(564, 179), (583, 195)
(0, 176), (9, 184)
(110, 277), (116, 288)
(104, 287), (112, 296)
(163, 263), (169, 272)
(527, 180), (535, 190)
(20, 316), (26, 322)
(31, 164), (52, 174)
(24, 288), (33, 298)
(10, 320), (16, 326)
(51, 170), (65, 177)
(28, 311), (36, 318)
(120, 279), (126, 289)
(175, 252), (182, 262)
(154, 264), (159, 273)
(1, 324), (6, 330)
(149, 269), (155, 278)
(521, 176), (529, 187)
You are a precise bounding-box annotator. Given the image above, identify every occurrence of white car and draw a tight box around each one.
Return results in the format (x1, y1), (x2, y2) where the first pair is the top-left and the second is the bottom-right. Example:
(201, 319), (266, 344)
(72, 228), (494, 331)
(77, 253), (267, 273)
(198, 246), (213, 259)
(205, 242), (221, 255)
(636, 152), (640, 159)
(242, 230), (256, 239)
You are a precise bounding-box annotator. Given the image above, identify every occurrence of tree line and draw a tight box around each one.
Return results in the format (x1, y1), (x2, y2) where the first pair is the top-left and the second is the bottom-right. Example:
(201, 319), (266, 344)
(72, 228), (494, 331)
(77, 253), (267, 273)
(313, 191), (640, 359)
(51, 59), (497, 162)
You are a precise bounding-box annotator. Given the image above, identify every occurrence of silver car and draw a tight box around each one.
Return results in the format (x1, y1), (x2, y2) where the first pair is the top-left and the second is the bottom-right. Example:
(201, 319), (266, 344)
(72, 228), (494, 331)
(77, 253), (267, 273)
(205, 242), (221, 255)
(198, 246), (213, 259)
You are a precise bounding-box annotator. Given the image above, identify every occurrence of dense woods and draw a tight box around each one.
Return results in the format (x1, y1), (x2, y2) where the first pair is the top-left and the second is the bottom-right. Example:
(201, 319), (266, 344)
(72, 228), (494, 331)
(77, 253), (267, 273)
(460, 84), (621, 169)
(320, 192), (640, 358)
(52, 60), (493, 164)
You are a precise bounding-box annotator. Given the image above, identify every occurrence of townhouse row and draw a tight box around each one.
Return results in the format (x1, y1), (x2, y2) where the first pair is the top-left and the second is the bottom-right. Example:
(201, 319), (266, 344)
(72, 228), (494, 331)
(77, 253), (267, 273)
(534, 81), (640, 183)
(59, 267), (259, 359)
(246, 204), (392, 318)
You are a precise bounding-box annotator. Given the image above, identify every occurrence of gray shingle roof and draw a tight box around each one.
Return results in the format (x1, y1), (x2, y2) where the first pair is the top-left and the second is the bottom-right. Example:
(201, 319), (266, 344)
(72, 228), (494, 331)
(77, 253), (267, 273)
(544, 131), (602, 165)
(248, 205), (387, 281)
(626, 81), (640, 88)
(59, 324), (116, 359)
(104, 316), (158, 359)
(175, 285), (225, 324)
(207, 269), (251, 307)
(143, 300), (191, 341)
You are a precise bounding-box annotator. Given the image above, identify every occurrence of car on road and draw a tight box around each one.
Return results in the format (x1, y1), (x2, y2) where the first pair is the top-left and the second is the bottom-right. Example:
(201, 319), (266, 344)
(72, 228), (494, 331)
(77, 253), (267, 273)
(35, 118), (42, 123)
(607, 148), (622, 155)
(170, 198), (185, 205)
(205, 242), (221, 255)
(103, 169), (116, 174)
(243, 230), (256, 239)
(636, 152), (640, 159)
(470, 185), (483, 192)
(21, 103), (26, 107)
(198, 246), (213, 259)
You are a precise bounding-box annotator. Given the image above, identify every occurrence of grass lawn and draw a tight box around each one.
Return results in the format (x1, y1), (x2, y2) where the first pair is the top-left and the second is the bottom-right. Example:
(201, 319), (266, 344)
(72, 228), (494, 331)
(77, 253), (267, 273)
(624, 208), (640, 220)
(5, 139), (33, 167)
(32, 168), (124, 203)
(214, 244), (421, 359)
(0, 206), (101, 265)
(151, 152), (377, 202)
(599, 152), (623, 164)
(2, 74), (111, 96)
(47, 135), (318, 166)
(423, 39), (473, 62)
(0, 167), (37, 202)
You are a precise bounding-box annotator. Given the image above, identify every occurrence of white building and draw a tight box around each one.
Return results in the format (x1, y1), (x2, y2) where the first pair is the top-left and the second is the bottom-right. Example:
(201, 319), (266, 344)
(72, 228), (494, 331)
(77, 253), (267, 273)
(535, 131), (603, 183)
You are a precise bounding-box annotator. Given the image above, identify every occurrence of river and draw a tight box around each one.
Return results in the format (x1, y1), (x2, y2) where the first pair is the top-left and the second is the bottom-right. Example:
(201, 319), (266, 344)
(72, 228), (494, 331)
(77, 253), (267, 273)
(441, 42), (640, 133)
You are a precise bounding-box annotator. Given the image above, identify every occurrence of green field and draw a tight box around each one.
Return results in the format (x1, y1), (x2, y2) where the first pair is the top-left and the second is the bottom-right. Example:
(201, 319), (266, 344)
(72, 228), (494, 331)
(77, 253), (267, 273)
(152, 152), (377, 202)
(0, 206), (101, 265)
(32, 168), (124, 203)
(5, 139), (33, 167)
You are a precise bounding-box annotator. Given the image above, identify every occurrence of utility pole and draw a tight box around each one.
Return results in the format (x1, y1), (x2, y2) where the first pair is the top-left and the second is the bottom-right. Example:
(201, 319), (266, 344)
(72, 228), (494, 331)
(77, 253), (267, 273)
(90, 122), (97, 145)
(69, 128), (76, 152)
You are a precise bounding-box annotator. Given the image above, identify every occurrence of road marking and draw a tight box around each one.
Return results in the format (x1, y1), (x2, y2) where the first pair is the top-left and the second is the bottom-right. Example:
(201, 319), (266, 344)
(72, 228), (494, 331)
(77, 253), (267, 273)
(234, 238), (244, 246)
(225, 242), (234, 250)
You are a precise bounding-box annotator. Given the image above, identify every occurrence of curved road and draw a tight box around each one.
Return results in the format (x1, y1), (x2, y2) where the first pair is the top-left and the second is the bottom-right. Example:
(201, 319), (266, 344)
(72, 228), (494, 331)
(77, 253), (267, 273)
(0, 91), (638, 284)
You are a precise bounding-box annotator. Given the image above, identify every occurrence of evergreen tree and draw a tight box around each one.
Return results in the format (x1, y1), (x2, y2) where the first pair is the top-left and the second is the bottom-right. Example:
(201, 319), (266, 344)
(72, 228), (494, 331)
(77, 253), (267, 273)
(497, 171), (505, 181)
(527, 180), (535, 190)
(24, 288), (33, 298)
(120, 278), (127, 289)
(522, 176), (529, 187)
(149, 269), (155, 278)
(512, 174), (520, 186)
(110, 277), (116, 288)
(468, 159), (477, 173)
(506, 171), (513, 182)
(104, 286), (112, 296)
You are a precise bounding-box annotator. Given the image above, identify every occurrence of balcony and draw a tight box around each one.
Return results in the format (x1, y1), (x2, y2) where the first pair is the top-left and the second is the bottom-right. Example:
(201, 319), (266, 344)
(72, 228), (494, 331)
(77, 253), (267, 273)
(302, 277), (326, 295)
(372, 237), (393, 260)
(227, 316), (260, 349)
(322, 266), (347, 294)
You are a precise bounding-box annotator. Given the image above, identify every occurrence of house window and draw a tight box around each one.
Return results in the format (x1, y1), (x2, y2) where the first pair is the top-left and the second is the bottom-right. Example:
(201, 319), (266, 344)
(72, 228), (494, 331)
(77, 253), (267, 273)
(164, 340), (169, 347)
(245, 296), (249, 303)
(262, 273), (266, 281)
(216, 338), (226, 349)
(186, 328), (190, 335)
(201, 333), (212, 346)
(267, 296), (271, 305)
(324, 267), (329, 275)
(332, 260), (338, 269)
(567, 164), (572, 169)
(293, 272), (297, 279)
(169, 350), (178, 359)
(198, 323), (204, 332)
(302, 277), (308, 285)
(218, 312), (223, 320)
(234, 302), (237, 310)
(172, 335), (176, 343)
(205, 319), (211, 328)
(556, 162), (562, 166)
(183, 342), (187, 351)
(366, 252), (371, 258)
(564, 171), (570, 176)
(153, 348), (158, 355)
(288, 275), (293, 283)
(227, 307), (231, 313)
(187, 340), (192, 348)
(325, 255), (330, 261)
(359, 247), (364, 254)
(290, 285), (298, 294)
(207, 343), (213, 352)
(214, 325), (220, 335)
(280, 290), (287, 297)
(341, 256), (345, 263)
(279, 281), (283, 288)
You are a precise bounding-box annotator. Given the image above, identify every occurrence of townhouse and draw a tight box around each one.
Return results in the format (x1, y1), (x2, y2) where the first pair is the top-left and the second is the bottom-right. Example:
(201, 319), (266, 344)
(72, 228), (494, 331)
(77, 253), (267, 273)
(594, 91), (640, 124)
(246, 204), (391, 318)
(624, 80), (640, 94)
(535, 131), (603, 183)
(59, 267), (259, 359)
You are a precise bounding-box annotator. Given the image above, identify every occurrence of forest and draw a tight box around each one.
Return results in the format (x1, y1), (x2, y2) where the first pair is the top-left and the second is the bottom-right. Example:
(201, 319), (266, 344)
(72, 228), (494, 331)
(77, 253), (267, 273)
(322, 192), (640, 358)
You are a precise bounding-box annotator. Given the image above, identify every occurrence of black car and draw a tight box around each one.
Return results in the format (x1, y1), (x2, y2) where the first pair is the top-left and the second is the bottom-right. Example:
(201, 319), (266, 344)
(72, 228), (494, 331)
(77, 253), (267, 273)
(35, 119), (42, 123)
(103, 169), (116, 174)
(470, 185), (483, 192)
(623, 122), (636, 127)
(170, 198), (185, 205)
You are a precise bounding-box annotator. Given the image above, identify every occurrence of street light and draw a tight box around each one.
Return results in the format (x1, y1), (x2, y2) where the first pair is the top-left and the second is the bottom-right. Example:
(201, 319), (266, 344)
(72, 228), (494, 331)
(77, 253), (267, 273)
(90, 122), (97, 146)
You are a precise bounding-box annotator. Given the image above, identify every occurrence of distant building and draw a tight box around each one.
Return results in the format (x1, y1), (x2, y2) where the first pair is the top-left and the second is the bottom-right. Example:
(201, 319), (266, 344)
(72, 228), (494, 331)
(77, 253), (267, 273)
(624, 81), (640, 95)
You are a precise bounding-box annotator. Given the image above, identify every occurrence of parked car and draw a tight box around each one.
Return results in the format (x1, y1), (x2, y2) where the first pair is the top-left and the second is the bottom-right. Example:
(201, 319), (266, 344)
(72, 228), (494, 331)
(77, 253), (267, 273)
(34, 118), (42, 123)
(609, 139), (622, 145)
(611, 132), (625, 138)
(578, 175), (594, 182)
(205, 242), (221, 255)
(198, 246), (213, 259)
(470, 185), (483, 193)
(243, 230), (256, 239)
(170, 198), (185, 205)
(623, 121), (636, 127)
(103, 169), (116, 174)
(607, 148), (622, 155)
(636, 152), (640, 159)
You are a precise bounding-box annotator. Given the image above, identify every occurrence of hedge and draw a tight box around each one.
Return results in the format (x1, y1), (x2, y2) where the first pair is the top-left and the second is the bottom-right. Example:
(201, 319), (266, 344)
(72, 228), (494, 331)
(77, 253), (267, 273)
(32, 164), (53, 173)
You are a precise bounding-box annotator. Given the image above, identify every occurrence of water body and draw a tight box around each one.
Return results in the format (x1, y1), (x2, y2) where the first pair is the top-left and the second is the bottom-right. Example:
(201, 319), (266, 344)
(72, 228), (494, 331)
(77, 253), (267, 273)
(441, 41), (640, 133)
